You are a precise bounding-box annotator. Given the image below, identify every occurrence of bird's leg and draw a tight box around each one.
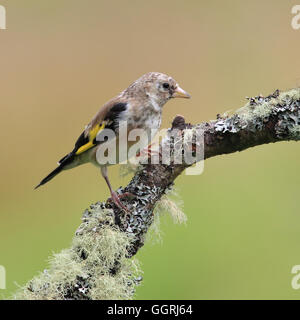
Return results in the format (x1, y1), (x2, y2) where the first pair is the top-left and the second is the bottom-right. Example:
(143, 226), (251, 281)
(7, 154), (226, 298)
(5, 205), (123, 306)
(100, 166), (130, 212)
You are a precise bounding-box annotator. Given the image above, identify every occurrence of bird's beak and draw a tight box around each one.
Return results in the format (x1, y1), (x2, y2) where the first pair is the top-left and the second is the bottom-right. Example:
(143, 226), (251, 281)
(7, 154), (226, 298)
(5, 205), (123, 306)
(173, 86), (191, 99)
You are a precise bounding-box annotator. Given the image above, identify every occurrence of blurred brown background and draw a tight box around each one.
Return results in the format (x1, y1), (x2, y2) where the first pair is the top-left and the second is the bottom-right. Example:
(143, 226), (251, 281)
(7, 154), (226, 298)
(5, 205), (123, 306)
(1, 0), (300, 299)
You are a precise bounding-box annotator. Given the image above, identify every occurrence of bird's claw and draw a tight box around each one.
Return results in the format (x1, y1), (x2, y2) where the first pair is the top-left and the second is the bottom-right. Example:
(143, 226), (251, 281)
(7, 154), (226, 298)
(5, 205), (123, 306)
(136, 143), (161, 160)
(108, 191), (135, 213)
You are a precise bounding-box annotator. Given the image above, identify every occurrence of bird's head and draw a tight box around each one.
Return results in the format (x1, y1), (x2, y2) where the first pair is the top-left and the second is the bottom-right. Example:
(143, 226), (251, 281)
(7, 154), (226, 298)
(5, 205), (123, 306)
(125, 72), (191, 108)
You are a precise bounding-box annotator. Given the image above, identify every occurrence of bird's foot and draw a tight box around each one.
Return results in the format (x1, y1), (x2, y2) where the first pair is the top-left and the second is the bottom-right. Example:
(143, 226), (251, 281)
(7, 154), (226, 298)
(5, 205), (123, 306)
(137, 143), (161, 160)
(108, 191), (134, 213)
(118, 192), (136, 200)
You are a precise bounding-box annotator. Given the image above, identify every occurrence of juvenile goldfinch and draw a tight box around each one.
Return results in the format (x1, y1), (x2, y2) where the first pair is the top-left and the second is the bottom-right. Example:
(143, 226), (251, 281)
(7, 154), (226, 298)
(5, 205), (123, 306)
(35, 72), (191, 210)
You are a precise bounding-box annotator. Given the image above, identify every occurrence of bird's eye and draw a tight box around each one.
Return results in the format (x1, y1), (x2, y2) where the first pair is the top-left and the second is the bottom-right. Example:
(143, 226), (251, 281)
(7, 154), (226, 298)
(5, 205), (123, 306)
(162, 83), (170, 89)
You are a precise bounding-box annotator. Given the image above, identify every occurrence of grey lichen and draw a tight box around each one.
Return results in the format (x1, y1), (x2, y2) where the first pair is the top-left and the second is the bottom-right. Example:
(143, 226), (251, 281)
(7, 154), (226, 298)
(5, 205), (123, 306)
(273, 92), (300, 140)
(289, 125), (300, 140)
(214, 88), (300, 138)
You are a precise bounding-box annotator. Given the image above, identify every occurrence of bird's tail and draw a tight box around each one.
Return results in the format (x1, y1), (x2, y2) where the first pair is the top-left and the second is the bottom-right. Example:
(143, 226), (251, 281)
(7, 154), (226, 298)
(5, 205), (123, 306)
(34, 165), (64, 189)
(34, 152), (75, 189)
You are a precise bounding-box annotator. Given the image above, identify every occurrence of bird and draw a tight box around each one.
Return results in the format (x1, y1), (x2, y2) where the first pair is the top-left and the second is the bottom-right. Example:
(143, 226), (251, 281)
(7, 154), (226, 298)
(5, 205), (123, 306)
(35, 72), (191, 210)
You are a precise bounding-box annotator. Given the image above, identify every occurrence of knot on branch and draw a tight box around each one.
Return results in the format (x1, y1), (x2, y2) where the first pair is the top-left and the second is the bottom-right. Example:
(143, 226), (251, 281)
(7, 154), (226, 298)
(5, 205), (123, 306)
(171, 114), (192, 130)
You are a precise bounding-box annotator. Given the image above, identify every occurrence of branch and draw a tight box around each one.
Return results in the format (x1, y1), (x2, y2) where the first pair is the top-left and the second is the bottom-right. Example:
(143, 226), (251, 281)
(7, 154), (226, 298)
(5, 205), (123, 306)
(15, 88), (300, 300)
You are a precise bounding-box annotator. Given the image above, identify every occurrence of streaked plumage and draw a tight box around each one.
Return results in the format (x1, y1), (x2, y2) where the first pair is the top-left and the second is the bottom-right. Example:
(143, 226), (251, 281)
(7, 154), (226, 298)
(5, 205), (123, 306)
(35, 72), (191, 210)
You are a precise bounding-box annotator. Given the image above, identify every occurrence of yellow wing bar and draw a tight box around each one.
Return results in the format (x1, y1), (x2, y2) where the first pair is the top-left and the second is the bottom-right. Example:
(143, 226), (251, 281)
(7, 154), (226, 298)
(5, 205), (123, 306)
(75, 122), (106, 155)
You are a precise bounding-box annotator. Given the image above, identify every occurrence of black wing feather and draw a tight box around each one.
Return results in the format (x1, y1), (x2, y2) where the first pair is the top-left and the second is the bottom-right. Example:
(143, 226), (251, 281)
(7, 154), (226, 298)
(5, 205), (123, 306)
(104, 102), (127, 131)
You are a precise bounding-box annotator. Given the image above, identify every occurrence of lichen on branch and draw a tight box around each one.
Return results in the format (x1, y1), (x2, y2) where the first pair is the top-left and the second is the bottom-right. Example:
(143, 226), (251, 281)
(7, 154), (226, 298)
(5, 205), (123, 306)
(15, 205), (142, 300)
(15, 88), (300, 300)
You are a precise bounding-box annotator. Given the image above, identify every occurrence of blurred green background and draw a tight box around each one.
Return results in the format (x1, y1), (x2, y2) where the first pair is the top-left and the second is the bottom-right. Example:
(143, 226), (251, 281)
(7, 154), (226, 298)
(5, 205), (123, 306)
(1, 0), (300, 299)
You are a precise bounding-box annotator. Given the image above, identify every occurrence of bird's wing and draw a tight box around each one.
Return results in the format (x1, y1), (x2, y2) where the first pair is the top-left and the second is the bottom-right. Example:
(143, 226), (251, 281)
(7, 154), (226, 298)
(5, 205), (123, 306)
(72, 99), (128, 157)
(74, 122), (106, 155)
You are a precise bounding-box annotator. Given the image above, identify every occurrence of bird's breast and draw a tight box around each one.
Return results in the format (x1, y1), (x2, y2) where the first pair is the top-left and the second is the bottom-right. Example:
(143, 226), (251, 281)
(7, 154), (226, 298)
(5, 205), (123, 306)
(125, 104), (162, 133)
